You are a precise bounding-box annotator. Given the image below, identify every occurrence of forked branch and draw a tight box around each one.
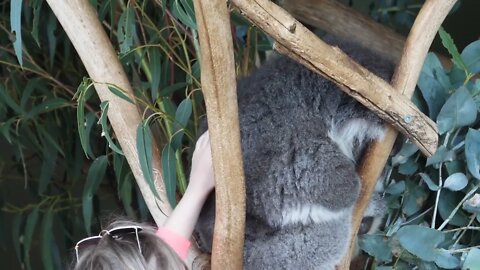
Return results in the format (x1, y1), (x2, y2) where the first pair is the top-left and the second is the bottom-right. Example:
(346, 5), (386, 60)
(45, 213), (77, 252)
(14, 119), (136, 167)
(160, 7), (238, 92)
(337, 0), (458, 268)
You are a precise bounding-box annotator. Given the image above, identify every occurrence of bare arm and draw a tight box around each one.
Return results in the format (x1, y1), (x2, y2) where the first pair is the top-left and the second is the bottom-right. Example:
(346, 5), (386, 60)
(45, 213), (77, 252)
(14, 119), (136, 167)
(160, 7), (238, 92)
(162, 131), (215, 239)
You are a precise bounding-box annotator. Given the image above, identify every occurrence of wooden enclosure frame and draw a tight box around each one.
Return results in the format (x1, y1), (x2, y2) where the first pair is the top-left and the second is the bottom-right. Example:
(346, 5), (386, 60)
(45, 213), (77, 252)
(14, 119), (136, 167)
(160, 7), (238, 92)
(45, 0), (457, 269)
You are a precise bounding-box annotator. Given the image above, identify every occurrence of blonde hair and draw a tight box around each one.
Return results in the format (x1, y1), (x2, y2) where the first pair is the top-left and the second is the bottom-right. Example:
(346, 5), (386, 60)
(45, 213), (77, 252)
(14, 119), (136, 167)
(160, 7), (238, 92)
(72, 220), (185, 270)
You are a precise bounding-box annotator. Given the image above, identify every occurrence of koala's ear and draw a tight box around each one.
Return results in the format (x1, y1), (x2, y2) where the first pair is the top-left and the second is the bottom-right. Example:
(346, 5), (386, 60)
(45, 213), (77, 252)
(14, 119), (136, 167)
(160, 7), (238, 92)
(328, 118), (385, 161)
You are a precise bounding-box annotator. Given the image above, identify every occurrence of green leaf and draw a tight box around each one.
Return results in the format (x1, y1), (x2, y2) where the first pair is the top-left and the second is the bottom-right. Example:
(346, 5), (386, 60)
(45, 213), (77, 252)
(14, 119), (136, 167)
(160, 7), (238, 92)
(46, 12), (57, 68)
(160, 82), (189, 97)
(438, 190), (470, 227)
(76, 78), (94, 158)
(465, 128), (480, 180)
(391, 141), (419, 166)
(462, 194), (480, 215)
(0, 83), (23, 114)
(358, 234), (392, 262)
(461, 40), (480, 74)
(82, 155), (108, 234)
(10, 0), (23, 66)
(83, 112), (97, 159)
(385, 181), (405, 195)
(437, 87), (477, 134)
(26, 98), (68, 119)
(396, 225), (459, 269)
(41, 208), (54, 270)
(30, 0), (42, 46)
(117, 6), (136, 54)
(438, 27), (468, 73)
(402, 180), (428, 216)
(171, 98), (192, 149)
(24, 207), (40, 270)
(149, 48), (161, 101)
(463, 248), (480, 270)
(162, 143), (177, 207)
(0, 118), (17, 144)
(136, 122), (160, 199)
(426, 145), (455, 166)
(99, 101), (123, 155)
(38, 136), (58, 195)
(417, 53), (450, 119)
(419, 173), (440, 191)
(171, 0), (197, 29)
(443, 172), (468, 191)
(107, 85), (134, 104)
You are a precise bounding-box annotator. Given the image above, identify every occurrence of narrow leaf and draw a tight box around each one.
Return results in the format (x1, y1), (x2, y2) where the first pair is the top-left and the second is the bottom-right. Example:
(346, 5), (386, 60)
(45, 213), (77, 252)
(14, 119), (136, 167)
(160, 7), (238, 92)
(76, 78), (94, 158)
(99, 101), (123, 155)
(438, 27), (468, 73)
(24, 207), (40, 270)
(30, 0), (42, 46)
(82, 155), (108, 234)
(136, 122), (160, 199)
(12, 213), (23, 264)
(26, 98), (68, 119)
(162, 143), (177, 207)
(149, 48), (161, 101)
(10, 0), (23, 66)
(419, 173), (440, 191)
(0, 84), (23, 114)
(171, 98), (192, 149)
(107, 85), (134, 104)
(41, 208), (54, 270)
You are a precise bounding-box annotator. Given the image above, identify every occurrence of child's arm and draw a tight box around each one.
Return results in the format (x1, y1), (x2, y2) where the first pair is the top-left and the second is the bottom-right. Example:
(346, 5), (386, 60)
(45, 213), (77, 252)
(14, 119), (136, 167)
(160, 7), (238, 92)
(161, 131), (214, 239)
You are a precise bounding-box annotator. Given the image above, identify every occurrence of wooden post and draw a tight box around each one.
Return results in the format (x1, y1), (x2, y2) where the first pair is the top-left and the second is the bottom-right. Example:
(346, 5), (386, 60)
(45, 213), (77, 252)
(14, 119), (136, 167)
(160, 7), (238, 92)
(193, 0), (246, 269)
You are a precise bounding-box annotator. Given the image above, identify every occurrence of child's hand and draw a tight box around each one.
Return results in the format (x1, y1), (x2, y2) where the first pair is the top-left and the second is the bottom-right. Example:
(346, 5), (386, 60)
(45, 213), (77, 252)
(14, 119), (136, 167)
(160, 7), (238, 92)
(189, 131), (215, 193)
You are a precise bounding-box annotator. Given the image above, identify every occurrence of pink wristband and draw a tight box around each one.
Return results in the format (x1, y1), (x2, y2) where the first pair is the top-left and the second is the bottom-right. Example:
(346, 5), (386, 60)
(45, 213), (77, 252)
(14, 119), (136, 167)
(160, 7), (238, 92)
(156, 227), (191, 260)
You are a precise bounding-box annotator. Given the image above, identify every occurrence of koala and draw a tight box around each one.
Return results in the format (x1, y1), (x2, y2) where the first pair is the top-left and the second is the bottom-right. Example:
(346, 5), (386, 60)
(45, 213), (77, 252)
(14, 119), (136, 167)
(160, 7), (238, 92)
(195, 36), (393, 269)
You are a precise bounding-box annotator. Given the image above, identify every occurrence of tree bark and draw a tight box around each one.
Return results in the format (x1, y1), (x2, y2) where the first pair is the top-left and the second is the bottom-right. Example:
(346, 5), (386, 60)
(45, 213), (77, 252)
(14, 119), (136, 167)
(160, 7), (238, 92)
(45, 0), (207, 268)
(193, 0), (246, 269)
(231, 0), (438, 156)
(336, 0), (458, 268)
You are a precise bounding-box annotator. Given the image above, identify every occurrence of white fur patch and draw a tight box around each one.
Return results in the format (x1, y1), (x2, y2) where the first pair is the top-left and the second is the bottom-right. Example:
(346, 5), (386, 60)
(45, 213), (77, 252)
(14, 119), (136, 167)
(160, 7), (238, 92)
(281, 204), (348, 226)
(328, 119), (385, 161)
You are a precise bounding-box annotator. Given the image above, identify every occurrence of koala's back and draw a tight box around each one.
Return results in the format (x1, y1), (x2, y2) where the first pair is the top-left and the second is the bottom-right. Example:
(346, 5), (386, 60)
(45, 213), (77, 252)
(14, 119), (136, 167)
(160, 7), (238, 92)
(195, 36), (394, 269)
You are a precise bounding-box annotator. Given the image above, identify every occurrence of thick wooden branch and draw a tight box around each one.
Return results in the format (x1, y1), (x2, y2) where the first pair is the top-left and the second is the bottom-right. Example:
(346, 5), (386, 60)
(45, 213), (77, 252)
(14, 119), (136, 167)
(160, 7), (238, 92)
(193, 0), (246, 269)
(282, 0), (453, 69)
(46, 1), (207, 268)
(283, 0), (404, 64)
(231, 0), (438, 156)
(337, 0), (458, 268)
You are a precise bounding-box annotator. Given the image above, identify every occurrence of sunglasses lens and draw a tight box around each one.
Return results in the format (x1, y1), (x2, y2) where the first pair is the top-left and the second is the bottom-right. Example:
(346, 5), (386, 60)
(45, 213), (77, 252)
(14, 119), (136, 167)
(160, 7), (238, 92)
(109, 227), (142, 239)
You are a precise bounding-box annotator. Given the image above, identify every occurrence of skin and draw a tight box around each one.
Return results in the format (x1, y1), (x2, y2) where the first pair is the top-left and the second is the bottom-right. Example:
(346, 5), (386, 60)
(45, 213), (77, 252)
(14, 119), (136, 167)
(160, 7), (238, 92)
(162, 131), (215, 240)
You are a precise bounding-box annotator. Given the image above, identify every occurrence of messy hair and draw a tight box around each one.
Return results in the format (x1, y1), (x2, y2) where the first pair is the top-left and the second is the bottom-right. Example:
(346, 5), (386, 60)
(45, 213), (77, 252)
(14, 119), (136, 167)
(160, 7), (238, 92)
(71, 220), (185, 270)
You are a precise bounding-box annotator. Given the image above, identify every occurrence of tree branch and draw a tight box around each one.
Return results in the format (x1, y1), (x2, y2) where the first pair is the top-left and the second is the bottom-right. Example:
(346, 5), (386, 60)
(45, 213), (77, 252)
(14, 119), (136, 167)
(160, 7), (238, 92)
(336, 0), (458, 268)
(231, 0), (438, 156)
(45, 0), (206, 268)
(193, 0), (246, 269)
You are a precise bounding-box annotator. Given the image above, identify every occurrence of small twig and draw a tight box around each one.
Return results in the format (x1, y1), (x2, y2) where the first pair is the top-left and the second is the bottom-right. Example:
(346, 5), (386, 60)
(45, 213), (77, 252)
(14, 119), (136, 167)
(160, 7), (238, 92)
(438, 185), (479, 231)
(431, 163), (444, 229)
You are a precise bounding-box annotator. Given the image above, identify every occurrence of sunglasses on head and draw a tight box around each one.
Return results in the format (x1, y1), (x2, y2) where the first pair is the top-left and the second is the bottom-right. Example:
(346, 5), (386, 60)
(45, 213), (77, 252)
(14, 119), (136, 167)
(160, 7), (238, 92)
(75, 225), (143, 261)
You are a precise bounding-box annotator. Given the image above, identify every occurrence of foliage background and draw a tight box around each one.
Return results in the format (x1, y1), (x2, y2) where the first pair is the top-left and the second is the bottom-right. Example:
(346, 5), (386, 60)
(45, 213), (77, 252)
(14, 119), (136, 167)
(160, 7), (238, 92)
(0, 0), (479, 269)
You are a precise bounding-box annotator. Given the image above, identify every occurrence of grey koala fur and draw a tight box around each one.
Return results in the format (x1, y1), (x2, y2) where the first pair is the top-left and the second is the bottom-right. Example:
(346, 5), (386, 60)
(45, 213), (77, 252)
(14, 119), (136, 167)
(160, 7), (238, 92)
(195, 36), (393, 269)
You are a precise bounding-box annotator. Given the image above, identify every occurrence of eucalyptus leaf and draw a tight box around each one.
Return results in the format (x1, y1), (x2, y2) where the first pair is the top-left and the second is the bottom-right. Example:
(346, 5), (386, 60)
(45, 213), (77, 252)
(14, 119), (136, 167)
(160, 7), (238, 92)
(12, 213), (23, 264)
(107, 85), (134, 104)
(465, 128), (480, 180)
(443, 172), (468, 191)
(149, 48), (161, 101)
(171, 98), (192, 150)
(461, 40), (480, 74)
(392, 141), (419, 166)
(162, 143), (177, 207)
(419, 173), (440, 191)
(30, 0), (42, 46)
(99, 101), (123, 155)
(426, 145), (455, 166)
(26, 97), (68, 119)
(10, 0), (23, 66)
(171, 0), (197, 29)
(463, 248), (480, 270)
(76, 78), (94, 158)
(24, 207), (40, 270)
(436, 87), (477, 134)
(438, 190), (470, 227)
(418, 53), (449, 119)
(82, 155), (108, 234)
(358, 234), (392, 262)
(385, 181), (406, 195)
(438, 27), (469, 74)
(403, 180), (428, 216)
(117, 6), (136, 54)
(136, 122), (160, 199)
(41, 208), (54, 270)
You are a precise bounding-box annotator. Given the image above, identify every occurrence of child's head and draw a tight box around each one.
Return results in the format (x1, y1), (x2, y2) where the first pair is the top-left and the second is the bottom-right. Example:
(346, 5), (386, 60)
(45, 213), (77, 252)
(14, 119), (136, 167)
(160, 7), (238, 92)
(72, 220), (185, 270)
